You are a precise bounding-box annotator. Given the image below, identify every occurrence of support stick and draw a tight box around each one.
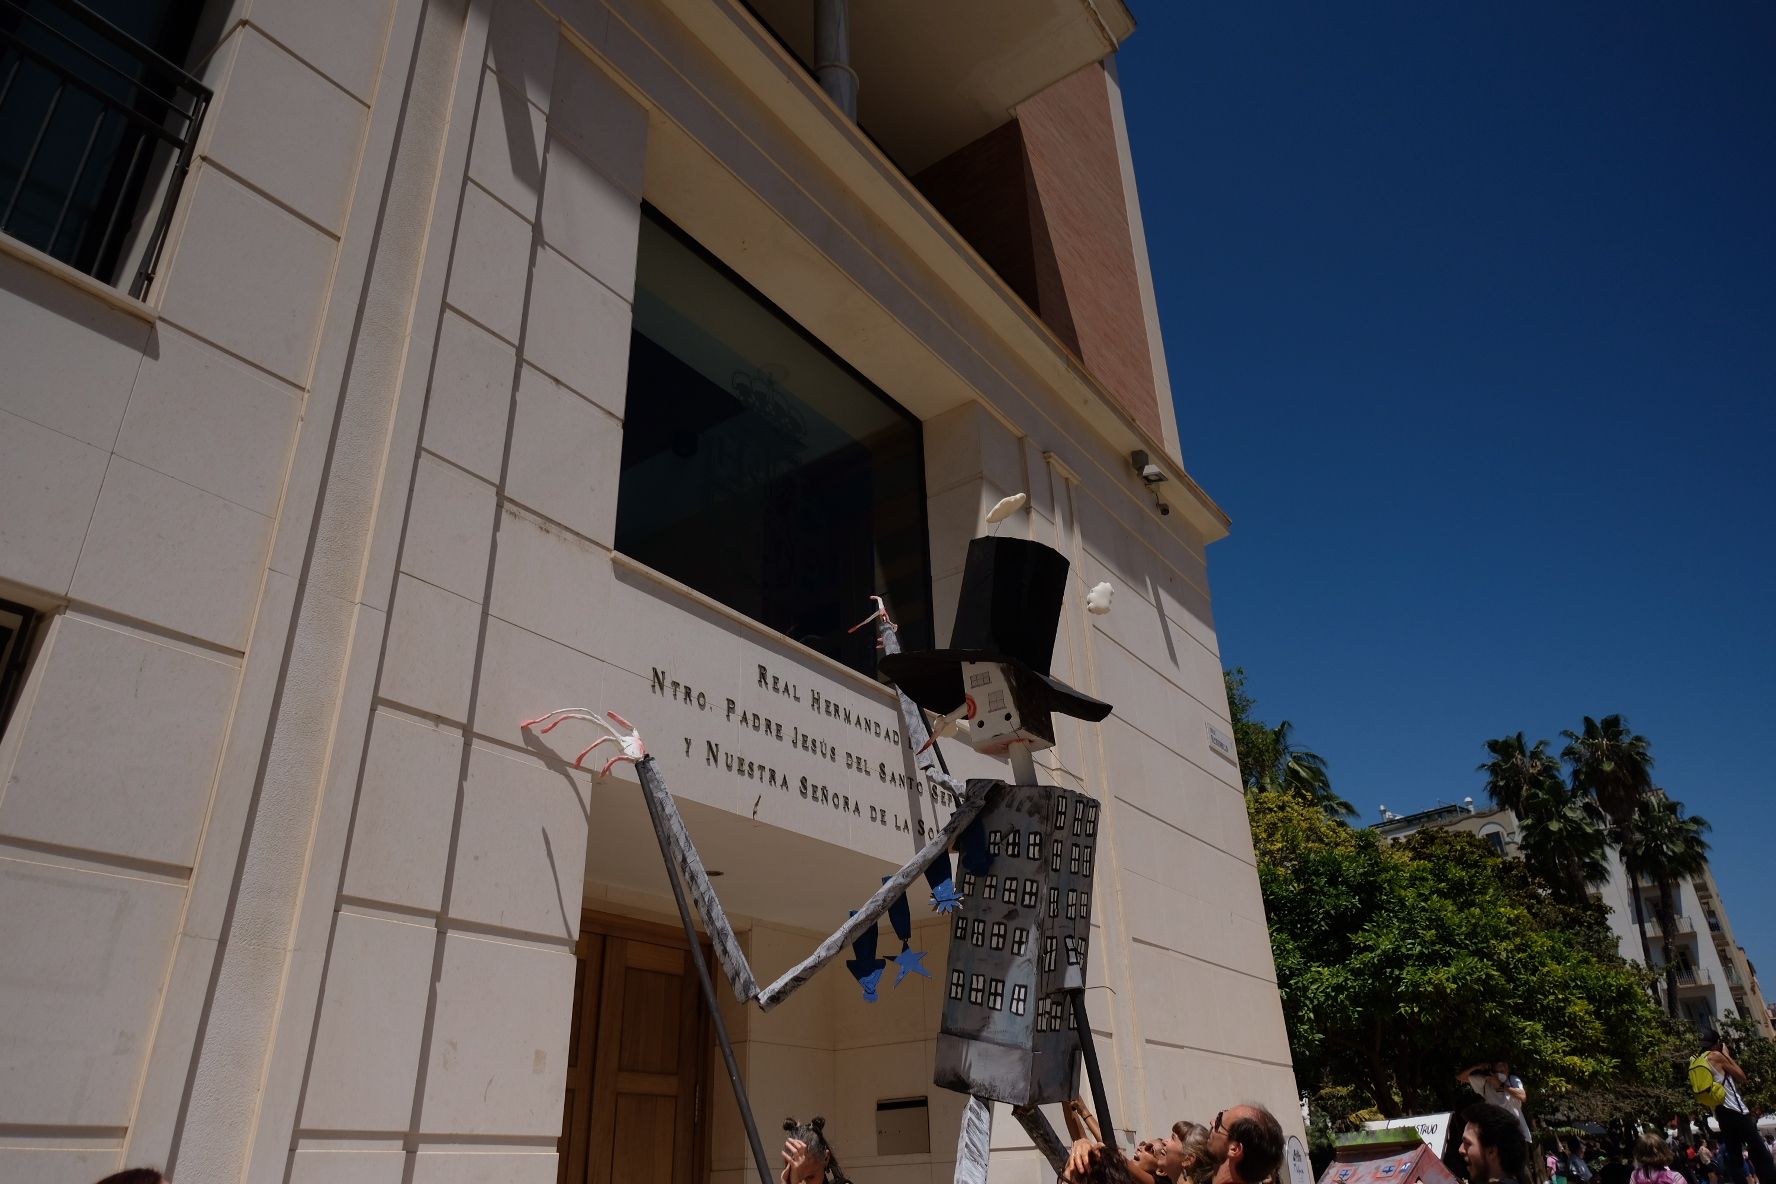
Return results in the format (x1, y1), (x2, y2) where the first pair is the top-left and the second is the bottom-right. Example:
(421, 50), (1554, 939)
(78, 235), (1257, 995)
(636, 757), (775, 1184)
(1013, 1104), (1071, 1176)
(1066, 979), (1117, 1155)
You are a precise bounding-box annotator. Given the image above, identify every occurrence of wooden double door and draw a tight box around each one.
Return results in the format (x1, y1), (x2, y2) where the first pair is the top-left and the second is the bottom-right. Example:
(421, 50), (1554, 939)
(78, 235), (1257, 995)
(558, 913), (713, 1184)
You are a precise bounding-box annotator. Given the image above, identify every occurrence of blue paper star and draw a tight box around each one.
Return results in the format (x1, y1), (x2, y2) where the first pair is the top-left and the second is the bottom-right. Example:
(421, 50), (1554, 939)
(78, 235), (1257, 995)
(929, 879), (962, 913)
(856, 966), (885, 1002)
(892, 947), (930, 986)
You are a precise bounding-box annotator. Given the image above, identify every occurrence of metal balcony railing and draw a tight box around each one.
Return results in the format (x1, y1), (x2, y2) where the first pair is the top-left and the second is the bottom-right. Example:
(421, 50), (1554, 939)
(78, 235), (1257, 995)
(1646, 913), (1697, 938)
(1672, 967), (1713, 989)
(0, 0), (209, 297)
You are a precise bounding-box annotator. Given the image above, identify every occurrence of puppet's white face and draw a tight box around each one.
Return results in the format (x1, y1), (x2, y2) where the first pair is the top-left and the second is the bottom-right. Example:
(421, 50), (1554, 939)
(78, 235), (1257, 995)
(956, 662), (1051, 756)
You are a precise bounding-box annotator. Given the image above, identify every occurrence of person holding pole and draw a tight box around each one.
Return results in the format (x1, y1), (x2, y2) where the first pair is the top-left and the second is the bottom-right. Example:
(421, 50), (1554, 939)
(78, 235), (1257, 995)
(1461, 1060), (1538, 1184)
(1693, 1031), (1776, 1184)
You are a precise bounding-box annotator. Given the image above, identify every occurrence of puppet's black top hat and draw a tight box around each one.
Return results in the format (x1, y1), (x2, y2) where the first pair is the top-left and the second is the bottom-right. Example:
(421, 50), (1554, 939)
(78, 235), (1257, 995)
(881, 536), (1112, 723)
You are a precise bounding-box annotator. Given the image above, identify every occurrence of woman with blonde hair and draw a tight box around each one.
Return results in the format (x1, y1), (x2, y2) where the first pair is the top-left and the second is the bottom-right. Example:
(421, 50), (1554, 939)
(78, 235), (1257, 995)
(1171, 1120), (1216, 1184)
(1126, 1118), (1213, 1184)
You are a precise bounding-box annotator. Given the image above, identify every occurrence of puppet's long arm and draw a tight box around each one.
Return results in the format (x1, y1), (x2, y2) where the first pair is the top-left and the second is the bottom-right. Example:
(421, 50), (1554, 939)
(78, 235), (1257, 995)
(523, 594), (982, 1012)
(754, 777), (992, 1010)
(524, 702), (989, 1010)
(635, 755), (760, 1001)
(858, 596), (968, 802)
(706, 600), (995, 1007)
(520, 710), (761, 1002)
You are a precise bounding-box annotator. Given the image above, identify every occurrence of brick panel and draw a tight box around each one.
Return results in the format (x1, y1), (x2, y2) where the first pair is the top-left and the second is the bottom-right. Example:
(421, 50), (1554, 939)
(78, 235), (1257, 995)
(1017, 64), (1164, 439)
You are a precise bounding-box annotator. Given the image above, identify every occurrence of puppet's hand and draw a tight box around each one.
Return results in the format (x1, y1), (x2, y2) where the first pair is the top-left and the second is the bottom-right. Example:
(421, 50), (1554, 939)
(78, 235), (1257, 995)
(929, 879), (963, 913)
(520, 709), (647, 776)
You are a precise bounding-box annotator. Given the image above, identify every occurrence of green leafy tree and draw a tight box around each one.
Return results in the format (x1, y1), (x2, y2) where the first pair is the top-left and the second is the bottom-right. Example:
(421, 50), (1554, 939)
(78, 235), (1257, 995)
(1614, 794), (1711, 1016)
(1252, 791), (1677, 1119)
(1226, 668), (1279, 790)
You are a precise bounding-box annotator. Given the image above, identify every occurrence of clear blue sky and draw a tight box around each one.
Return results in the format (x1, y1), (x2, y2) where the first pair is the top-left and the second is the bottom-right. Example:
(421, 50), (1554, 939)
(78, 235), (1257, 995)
(1118, 6), (1776, 983)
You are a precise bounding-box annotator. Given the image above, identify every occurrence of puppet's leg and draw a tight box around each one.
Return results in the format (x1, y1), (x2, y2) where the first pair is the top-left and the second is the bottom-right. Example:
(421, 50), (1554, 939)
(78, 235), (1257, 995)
(954, 1095), (995, 1184)
(755, 778), (991, 1010)
(1012, 1105), (1070, 1177)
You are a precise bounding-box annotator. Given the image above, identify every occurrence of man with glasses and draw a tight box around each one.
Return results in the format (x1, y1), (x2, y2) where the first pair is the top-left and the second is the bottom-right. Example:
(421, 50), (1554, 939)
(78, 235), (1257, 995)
(1206, 1105), (1286, 1184)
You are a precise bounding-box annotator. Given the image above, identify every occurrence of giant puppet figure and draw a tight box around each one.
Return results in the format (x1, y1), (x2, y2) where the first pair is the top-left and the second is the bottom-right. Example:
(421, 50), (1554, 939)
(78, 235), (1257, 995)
(880, 533), (1111, 1109)
(523, 496), (1117, 1183)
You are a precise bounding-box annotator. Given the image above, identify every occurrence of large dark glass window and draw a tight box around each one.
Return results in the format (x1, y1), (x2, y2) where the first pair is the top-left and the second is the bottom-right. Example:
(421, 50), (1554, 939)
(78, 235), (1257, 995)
(0, 0), (210, 295)
(0, 598), (42, 739)
(615, 210), (933, 676)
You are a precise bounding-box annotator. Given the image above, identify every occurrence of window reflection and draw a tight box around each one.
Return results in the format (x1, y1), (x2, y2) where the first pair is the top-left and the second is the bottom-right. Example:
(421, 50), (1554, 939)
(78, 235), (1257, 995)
(615, 211), (933, 675)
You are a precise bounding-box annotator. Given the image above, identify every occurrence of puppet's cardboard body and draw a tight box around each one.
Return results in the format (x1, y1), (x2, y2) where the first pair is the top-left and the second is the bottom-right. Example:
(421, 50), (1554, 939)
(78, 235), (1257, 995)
(933, 780), (1101, 1106)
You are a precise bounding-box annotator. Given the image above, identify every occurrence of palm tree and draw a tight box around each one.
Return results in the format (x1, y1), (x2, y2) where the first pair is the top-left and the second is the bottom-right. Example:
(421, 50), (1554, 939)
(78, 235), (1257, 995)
(1562, 715), (1661, 994)
(1561, 714), (1655, 828)
(1478, 732), (1562, 816)
(1481, 733), (1606, 904)
(1615, 793), (1711, 1016)
(1516, 777), (1612, 906)
(1252, 720), (1353, 819)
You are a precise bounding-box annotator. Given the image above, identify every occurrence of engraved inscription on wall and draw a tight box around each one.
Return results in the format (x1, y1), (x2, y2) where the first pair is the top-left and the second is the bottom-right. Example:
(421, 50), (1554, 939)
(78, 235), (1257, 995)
(648, 661), (962, 840)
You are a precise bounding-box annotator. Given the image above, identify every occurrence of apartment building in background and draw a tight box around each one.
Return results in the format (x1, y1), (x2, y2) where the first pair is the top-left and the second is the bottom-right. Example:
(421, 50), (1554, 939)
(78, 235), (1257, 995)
(0, 1), (1305, 1181)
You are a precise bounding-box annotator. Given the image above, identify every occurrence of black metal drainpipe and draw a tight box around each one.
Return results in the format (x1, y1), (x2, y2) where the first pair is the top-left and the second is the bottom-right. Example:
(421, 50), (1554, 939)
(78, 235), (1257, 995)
(814, 0), (858, 118)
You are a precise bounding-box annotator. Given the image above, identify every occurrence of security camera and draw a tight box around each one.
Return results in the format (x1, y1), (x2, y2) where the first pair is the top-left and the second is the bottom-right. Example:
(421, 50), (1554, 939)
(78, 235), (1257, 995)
(1156, 502), (1170, 516)
(1130, 449), (1168, 486)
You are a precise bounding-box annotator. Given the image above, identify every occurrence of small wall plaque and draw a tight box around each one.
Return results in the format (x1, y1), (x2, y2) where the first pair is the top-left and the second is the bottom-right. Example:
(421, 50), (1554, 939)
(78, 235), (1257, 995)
(1208, 723), (1237, 765)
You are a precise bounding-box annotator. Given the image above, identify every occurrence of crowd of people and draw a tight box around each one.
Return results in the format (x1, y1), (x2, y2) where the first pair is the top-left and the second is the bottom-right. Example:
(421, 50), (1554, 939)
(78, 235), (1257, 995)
(1530, 1123), (1776, 1184)
(766, 1020), (1776, 1184)
(87, 1028), (1776, 1184)
(1061, 1099), (1286, 1184)
(1447, 1031), (1776, 1184)
(777, 1096), (1288, 1184)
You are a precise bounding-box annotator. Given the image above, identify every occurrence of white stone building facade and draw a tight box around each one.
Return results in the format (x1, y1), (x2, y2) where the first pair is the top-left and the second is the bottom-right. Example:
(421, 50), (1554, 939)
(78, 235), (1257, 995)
(1593, 854), (1773, 1036)
(0, 1), (1303, 1181)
